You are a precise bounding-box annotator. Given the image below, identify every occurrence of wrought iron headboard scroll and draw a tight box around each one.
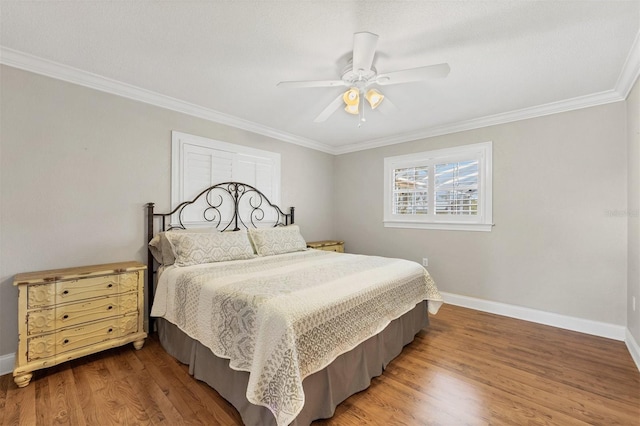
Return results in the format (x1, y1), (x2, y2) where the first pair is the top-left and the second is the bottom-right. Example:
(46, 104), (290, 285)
(150, 181), (293, 232)
(145, 181), (295, 331)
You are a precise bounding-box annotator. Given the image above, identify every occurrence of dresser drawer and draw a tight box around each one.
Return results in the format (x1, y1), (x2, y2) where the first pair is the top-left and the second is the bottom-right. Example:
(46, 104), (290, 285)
(26, 312), (140, 362)
(26, 292), (139, 335)
(27, 272), (139, 308)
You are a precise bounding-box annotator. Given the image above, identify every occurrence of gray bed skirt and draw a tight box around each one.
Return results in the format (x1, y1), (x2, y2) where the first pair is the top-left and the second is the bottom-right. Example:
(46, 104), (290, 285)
(157, 300), (429, 426)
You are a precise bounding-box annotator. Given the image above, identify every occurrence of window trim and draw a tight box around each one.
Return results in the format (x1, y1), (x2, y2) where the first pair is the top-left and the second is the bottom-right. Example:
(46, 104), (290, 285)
(383, 142), (493, 232)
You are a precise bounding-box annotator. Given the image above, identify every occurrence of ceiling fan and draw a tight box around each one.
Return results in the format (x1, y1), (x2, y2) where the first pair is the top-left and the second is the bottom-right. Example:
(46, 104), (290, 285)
(277, 32), (450, 124)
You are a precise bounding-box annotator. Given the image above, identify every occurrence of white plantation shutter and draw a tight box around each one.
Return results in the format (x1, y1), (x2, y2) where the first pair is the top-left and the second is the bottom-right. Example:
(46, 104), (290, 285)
(393, 165), (429, 215)
(172, 131), (281, 227)
(236, 153), (279, 224)
(180, 145), (234, 225)
(384, 142), (492, 231)
(435, 159), (479, 215)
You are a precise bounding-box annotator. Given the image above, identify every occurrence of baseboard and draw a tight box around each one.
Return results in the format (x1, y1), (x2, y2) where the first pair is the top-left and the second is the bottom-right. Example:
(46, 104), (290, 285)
(440, 292), (626, 341)
(1, 305), (636, 376)
(625, 328), (640, 372)
(0, 352), (15, 376)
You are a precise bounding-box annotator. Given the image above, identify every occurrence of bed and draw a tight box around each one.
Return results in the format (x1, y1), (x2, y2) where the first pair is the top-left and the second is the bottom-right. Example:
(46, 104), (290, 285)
(146, 182), (442, 426)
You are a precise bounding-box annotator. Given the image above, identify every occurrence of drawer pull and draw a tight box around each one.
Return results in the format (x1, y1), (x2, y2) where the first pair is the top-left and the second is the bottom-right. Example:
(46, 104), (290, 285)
(107, 306), (113, 310)
(62, 290), (69, 295)
(108, 328), (113, 333)
(63, 339), (69, 344)
(63, 314), (69, 319)
(107, 284), (113, 288)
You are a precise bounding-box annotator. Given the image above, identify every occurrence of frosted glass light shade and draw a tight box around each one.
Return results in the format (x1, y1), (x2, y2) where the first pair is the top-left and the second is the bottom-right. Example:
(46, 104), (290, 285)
(365, 89), (384, 109)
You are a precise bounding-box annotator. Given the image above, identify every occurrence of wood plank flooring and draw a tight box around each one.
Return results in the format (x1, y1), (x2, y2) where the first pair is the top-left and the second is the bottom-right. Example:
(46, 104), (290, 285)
(1, 304), (638, 425)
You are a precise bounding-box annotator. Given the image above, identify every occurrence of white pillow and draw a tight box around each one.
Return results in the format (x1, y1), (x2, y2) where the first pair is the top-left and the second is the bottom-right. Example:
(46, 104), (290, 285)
(149, 228), (215, 265)
(165, 230), (255, 266)
(248, 225), (307, 256)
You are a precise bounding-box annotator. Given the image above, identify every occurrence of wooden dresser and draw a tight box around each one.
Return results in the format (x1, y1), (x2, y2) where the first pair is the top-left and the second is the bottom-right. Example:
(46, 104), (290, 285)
(12, 261), (147, 387)
(307, 240), (345, 253)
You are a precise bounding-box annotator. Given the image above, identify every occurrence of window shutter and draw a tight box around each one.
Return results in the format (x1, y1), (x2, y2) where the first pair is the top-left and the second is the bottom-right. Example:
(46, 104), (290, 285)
(435, 160), (479, 216)
(393, 166), (429, 215)
(172, 131), (281, 227)
(384, 142), (492, 231)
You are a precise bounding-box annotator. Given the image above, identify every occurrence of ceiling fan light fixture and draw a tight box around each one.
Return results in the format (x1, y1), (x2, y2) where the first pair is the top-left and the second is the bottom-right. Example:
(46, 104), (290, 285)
(343, 88), (359, 105)
(365, 89), (384, 109)
(344, 103), (359, 115)
(343, 87), (360, 115)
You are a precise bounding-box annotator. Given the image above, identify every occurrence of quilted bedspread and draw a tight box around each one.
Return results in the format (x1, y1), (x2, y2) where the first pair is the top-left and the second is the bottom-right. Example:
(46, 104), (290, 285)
(151, 250), (442, 426)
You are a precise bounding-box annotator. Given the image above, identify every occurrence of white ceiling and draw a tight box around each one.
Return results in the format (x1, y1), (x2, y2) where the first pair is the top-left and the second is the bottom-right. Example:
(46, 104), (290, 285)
(1, 1), (639, 154)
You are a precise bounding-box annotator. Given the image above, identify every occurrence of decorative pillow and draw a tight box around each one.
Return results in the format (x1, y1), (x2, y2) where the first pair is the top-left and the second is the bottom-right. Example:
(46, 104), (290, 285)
(148, 228), (215, 265)
(165, 230), (255, 266)
(148, 233), (168, 264)
(248, 225), (307, 256)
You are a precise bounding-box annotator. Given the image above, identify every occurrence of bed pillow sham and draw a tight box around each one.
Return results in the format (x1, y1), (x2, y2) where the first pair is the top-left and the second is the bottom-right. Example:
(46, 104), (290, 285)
(248, 224), (307, 256)
(165, 229), (255, 266)
(149, 228), (222, 265)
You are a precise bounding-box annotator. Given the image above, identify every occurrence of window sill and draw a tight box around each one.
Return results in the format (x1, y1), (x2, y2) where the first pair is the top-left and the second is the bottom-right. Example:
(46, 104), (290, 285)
(383, 221), (493, 232)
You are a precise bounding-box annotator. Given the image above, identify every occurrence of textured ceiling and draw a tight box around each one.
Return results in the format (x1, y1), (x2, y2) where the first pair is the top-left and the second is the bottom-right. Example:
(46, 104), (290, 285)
(1, 1), (639, 153)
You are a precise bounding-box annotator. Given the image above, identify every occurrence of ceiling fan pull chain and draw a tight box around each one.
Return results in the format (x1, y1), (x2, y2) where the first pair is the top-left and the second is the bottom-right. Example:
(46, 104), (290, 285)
(358, 92), (366, 127)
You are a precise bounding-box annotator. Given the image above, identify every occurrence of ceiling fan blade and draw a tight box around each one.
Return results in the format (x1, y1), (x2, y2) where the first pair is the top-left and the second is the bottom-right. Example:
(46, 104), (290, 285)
(376, 63), (450, 85)
(314, 93), (345, 123)
(352, 32), (378, 73)
(377, 96), (397, 115)
(277, 80), (345, 89)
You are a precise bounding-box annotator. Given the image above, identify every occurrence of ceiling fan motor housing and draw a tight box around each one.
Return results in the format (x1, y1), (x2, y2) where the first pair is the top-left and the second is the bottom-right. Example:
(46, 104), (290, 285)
(341, 62), (378, 90)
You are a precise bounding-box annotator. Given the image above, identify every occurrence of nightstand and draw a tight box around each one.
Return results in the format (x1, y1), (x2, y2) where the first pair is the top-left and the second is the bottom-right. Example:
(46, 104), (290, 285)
(307, 240), (345, 253)
(12, 261), (147, 387)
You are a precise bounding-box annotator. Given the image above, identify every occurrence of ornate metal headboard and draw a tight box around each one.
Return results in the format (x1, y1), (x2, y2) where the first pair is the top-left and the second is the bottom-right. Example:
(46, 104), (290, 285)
(145, 181), (295, 330)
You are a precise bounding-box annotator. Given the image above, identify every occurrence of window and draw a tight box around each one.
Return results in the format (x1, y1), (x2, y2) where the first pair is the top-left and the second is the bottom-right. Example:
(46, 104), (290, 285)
(384, 142), (492, 231)
(171, 131), (281, 227)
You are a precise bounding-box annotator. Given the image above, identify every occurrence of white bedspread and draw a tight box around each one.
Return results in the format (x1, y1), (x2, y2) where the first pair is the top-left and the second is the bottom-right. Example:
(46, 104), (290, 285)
(151, 250), (442, 426)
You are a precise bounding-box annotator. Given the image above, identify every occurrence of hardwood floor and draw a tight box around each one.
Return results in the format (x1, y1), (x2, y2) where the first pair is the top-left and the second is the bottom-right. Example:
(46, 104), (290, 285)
(1, 304), (638, 425)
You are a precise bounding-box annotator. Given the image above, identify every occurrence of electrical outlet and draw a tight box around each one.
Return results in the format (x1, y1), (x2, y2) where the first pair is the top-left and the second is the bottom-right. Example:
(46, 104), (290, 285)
(422, 258), (428, 267)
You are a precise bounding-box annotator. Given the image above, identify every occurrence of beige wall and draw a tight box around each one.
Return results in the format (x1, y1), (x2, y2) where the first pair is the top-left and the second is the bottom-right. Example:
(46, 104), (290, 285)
(334, 103), (628, 326)
(0, 62), (633, 360)
(628, 77), (640, 343)
(0, 65), (334, 356)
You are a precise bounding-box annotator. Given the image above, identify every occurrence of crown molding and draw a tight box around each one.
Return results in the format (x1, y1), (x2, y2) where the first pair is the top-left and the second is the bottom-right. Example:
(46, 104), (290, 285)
(0, 46), (336, 154)
(333, 89), (624, 154)
(336, 29), (640, 154)
(615, 30), (640, 99)
(2, 33), (638, 157)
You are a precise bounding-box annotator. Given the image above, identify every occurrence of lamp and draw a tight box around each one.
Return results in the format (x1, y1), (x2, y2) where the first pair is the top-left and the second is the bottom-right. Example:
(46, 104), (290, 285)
(343, 87), (359, 114)
(365, 89), (384, 109)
